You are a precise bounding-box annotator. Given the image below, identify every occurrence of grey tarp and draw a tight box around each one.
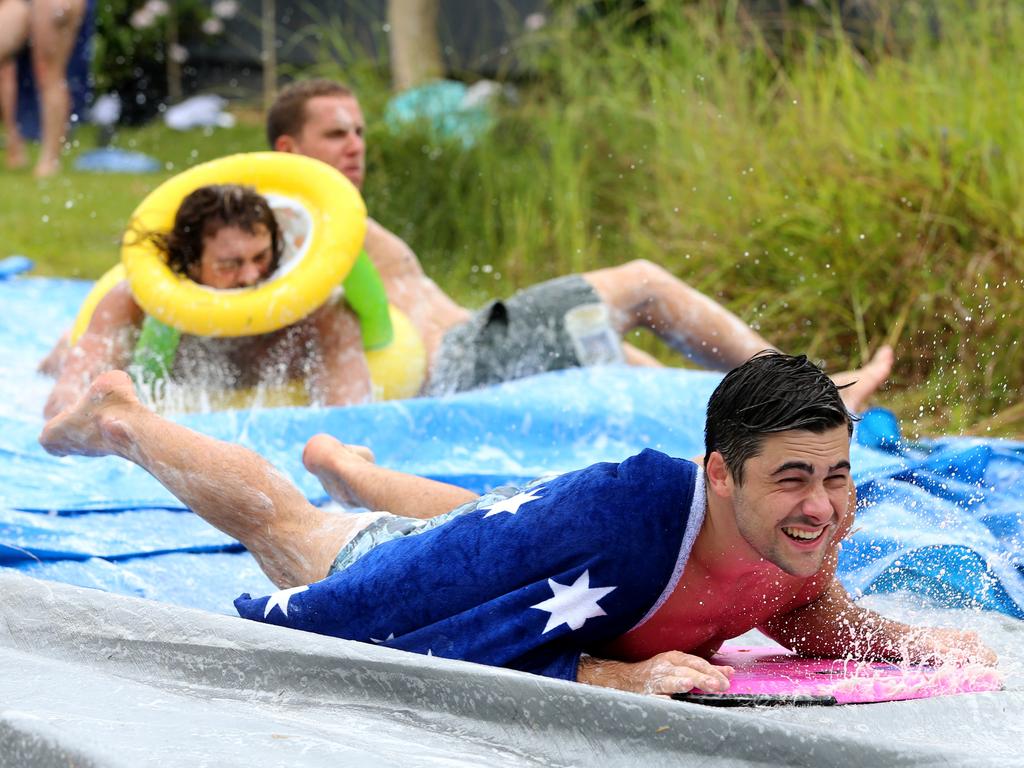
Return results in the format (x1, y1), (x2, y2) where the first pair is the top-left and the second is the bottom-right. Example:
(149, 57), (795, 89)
(2, 572), (1022, 768)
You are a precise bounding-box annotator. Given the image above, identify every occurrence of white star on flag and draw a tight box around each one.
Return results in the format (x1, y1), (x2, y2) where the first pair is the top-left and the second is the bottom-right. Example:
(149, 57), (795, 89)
(370, 632), (396, 644)
(530, 569), (617, 634)
(263, 584), (309, 618)
(480, 487), (545, 518)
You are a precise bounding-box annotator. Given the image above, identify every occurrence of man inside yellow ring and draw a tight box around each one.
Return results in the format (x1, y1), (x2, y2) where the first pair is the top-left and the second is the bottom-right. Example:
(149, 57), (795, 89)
(43, 184), (372, 418)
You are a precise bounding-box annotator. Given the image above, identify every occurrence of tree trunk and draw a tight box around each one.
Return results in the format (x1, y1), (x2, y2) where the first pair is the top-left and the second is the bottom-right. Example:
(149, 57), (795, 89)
(166, 11), (182, 104)
(387, 0), (444, 92)
(262, 0), (277, 111)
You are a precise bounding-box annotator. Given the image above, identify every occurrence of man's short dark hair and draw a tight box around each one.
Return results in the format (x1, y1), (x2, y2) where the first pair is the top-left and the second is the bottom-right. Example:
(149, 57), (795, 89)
(150, 184), (283, 278)
(704, 351), (856, 484)
(266, 79), (354, 148)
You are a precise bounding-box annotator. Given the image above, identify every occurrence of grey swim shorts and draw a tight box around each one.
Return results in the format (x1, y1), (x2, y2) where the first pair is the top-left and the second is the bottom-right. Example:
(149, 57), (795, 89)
(424, 274), (614, 395)
(328, 483), (532, 576)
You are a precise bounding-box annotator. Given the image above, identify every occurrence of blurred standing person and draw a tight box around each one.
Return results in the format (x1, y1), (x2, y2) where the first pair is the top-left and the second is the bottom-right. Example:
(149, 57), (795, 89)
(0, 0), (87, 177)
(0, 0), (29, 169)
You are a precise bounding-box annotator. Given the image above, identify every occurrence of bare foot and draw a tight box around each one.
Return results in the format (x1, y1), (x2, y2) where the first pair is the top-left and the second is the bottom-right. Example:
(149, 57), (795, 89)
(33, 157), (60, 179)
(4, 138), (28, 170)
(39, 370), (141, 457)
(302, 433), (375, 507)
(833, 345), (894, 413)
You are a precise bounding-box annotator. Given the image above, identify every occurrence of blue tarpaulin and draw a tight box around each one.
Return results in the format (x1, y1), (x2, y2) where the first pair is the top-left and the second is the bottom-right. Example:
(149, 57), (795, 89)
(1, 275), (1022, 620)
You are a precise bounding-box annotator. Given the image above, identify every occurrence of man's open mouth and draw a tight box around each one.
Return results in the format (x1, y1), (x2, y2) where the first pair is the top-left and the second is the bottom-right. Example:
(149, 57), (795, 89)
(781, 526), (825, 542)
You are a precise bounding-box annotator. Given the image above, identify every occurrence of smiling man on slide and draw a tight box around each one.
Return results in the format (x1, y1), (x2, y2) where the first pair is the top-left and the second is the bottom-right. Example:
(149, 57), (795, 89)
(39, 351), (994, 694)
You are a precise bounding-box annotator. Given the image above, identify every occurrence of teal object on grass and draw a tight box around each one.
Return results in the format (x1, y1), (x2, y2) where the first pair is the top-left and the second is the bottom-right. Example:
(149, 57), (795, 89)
(385, 80), (496, 146)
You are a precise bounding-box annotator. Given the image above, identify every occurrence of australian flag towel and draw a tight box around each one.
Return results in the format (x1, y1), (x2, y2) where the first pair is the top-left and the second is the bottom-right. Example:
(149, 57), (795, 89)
(235, 449), (701, 680)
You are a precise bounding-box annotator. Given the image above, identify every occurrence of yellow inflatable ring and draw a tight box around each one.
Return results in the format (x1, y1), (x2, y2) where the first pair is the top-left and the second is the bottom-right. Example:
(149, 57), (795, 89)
(69, 263), (126, 344)
(367, 305), (427, 401)
(122, 151), (366, 337)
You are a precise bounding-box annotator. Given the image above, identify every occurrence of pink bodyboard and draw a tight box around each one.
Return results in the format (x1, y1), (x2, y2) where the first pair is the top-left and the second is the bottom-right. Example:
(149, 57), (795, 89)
(675, 645), (1003, 706)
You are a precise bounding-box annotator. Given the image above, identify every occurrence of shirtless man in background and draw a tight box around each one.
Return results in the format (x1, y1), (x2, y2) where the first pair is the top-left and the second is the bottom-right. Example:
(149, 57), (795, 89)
(268, 79), (893, 407)
(39, 352), (994, 692)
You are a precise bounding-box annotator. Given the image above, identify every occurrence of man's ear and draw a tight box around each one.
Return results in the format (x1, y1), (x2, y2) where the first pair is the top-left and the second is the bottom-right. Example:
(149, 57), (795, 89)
(705, 451), (733, 497)
(274, 135), (297, 153)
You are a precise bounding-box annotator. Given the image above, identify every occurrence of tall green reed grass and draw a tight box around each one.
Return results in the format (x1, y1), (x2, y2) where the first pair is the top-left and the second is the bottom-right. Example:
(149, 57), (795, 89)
(338, 0), (1021, 436)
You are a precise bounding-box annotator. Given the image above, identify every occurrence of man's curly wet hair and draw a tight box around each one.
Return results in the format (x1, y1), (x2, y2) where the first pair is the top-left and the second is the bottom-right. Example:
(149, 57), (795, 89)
(149, 184), (283, 278)
(704, 351), (856, 484)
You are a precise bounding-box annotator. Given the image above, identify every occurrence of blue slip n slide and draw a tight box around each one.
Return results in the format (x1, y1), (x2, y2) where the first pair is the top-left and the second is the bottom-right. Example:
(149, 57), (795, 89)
(1, 275), (1022, 620)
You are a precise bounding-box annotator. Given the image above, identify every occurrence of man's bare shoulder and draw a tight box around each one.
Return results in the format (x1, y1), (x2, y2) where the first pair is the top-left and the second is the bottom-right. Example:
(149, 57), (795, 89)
(361, 218), (470, 337)
(364, 218), (420, 269)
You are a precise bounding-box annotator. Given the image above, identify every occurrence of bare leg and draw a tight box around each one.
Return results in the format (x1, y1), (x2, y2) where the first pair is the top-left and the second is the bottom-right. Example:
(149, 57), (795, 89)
(28, 0), (85, 178)
(39, 371), (374, 588)
(0, 0), (30, 60)
(1, 60), (27, 169)
(0, 0), (30, 169)
(303, 433), (476, 518)
(584, 260), (776, 370)
(584, 260), (893, 408)
(831, 345), (894, 413)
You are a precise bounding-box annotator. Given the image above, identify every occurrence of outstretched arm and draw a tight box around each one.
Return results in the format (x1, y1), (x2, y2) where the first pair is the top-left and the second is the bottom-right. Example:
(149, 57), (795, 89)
(761, 577), (997, 666)
(44, 283), (142, 419)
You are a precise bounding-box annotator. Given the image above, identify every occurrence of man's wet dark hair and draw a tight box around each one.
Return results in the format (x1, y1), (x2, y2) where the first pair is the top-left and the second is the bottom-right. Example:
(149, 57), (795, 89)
(704, 351), (856, 484)
(266, 79), (354, 148)
(150, 185), (283, 278)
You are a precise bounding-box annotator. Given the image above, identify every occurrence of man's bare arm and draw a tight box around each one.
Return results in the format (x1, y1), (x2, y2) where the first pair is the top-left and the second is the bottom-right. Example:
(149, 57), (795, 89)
(761, 577), (997, 666)
(577, 651), (733, 695)
(311, 303), (373, 406)
(44, 283), (142, 418)
(363, 219), (469, 353)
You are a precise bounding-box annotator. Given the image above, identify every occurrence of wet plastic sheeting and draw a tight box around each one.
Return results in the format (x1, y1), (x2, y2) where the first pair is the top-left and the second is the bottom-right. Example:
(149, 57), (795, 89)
(2, 572), (1023, 768)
